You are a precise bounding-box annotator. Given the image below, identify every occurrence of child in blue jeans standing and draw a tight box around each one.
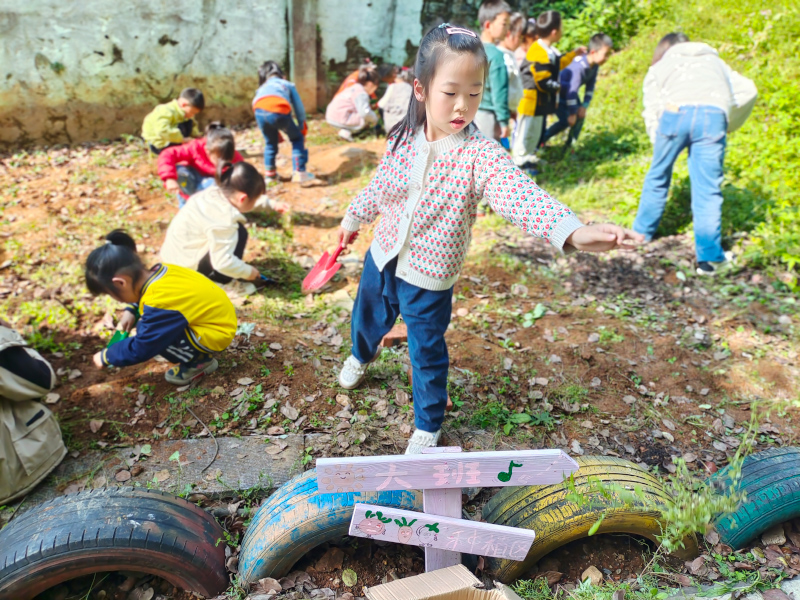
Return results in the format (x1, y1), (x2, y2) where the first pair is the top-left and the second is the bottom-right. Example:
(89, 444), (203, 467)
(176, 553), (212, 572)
(336, 24), (642, 454)
(634, 33), (743, 275)
(253, 61), (314, 184)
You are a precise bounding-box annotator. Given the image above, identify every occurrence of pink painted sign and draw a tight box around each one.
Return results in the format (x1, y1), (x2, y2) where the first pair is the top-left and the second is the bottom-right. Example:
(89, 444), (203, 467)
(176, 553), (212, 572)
(315, 449), (577, 493)
(349, 503), (536, 561)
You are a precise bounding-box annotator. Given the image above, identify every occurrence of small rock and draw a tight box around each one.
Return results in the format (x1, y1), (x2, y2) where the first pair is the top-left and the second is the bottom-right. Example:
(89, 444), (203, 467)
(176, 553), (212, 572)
(315, 547), (344, 572)
(622, 395), (636, 405)
(570, 440), (584, 455)
(115, 470), (131, 482)
(682, 452), (697, 463)
(590, 377), (601, 387)
(89, 419), (104, 433)
(778, 315), (792, 326)
(700, 388), (710, 396)
(237, 377), (254, 385)
(456, 307), (469, 317)
(269, 343), (282, 350)
(662, 431), (675, 443)
(281, 404), (299, 420)
(256, 578), (283, 594)
(581, 420), (593, 429)
(761, 524), (786, 546)
(581, 566), (603, 586)
(588, 333), (600, 343)
(44, 393), (60, 404)
(549, 355), (562, 363)
(68, 369), (82, 380)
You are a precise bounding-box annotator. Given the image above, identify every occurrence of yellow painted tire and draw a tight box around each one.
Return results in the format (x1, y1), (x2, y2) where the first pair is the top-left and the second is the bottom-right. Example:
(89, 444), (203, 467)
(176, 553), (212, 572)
(483, 455), (699, 583)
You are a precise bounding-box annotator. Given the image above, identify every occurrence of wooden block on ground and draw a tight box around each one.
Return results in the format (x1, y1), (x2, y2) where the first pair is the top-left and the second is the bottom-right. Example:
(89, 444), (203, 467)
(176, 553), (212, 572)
(381, 323), (408, 347)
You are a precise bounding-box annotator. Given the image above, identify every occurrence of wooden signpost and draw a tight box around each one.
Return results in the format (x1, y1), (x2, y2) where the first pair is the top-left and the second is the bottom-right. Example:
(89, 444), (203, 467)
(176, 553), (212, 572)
(316, 447), (578, 572)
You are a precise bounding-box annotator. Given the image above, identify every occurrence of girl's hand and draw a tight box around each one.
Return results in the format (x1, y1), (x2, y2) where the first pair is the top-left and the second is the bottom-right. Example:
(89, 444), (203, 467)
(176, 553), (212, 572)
(574, 46), (588, 56)
(567, 224), (644, 253)
(165, 179), (180, 193)
(248, 266), (261, 281)
(93, 351), (104, 369)
(338, 227), (359, 248)
(117, 311), (136, 333)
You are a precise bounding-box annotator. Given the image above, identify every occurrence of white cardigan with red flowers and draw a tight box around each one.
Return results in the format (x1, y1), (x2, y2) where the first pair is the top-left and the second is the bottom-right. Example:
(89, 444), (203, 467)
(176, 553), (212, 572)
(341, 125), (584, 291)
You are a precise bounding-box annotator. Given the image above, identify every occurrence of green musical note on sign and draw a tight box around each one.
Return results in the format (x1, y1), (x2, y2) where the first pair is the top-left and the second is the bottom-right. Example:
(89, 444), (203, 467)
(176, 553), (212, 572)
(497, 460), (522, 482)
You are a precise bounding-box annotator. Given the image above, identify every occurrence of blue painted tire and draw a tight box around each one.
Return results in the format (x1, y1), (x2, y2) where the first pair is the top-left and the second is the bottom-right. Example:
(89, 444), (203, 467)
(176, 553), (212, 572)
(238, 468), (422, 583)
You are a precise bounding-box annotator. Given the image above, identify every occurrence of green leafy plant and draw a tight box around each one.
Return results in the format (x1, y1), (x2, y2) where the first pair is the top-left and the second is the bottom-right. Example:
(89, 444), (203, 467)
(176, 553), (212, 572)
(522, 303), (547, 328)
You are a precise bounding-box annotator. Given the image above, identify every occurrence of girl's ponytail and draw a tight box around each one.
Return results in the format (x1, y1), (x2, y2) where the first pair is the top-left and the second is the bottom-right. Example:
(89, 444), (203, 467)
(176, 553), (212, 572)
(215, 160), (266, 202)
(388, 23), (488, 152)
(85, 230), (143, 296)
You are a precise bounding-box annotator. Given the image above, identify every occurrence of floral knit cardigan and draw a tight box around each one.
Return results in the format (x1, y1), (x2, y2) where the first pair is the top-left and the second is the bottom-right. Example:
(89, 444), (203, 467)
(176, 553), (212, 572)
(341, 127), (584, 289)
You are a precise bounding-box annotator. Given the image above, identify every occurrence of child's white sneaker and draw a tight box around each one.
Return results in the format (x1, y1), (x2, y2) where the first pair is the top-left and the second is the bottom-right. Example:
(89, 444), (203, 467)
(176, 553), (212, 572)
(338, 129), (354, 142)
(405, 429), (441, 454)
(291, 171), (316, 184)
(696, 251), (735, 276)
(338, 351), (380, 389)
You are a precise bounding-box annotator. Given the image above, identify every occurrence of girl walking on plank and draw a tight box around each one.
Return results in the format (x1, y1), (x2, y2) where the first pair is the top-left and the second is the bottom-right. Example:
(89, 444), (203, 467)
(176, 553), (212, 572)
(336, 23), (643, 454)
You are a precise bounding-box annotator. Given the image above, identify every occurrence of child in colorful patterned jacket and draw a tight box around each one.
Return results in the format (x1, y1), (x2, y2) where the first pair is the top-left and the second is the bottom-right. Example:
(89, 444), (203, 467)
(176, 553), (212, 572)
(335, 23), (643, 455)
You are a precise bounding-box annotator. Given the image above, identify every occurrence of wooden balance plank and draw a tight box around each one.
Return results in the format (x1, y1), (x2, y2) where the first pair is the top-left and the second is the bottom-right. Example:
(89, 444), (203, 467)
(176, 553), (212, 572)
(350, 503), (536, 561)
(316, 449), (578, 492)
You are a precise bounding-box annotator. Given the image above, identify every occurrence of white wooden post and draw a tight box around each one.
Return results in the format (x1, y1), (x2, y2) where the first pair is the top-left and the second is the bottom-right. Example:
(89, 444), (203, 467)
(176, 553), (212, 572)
(422, 447), (463, 571)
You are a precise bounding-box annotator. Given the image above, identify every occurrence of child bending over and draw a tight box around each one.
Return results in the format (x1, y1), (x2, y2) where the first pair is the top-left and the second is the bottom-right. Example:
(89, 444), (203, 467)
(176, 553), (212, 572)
(160, 161), (274, 294)
(142, 88), (204, 155)
(253, 61), (314, 184)
(513, 11), (585, 170)
(87, 230), (236, 385)
(543, 33), (613, 147)
(378, 67), (414, 135)
(325, 65), (380, 142)
(336, 23), (642, 454)
(157, 122), (244, 207)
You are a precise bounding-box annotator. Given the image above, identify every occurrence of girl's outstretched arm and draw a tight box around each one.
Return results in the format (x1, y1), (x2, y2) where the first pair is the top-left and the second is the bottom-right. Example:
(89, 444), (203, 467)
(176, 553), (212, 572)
(474, 141), (584, 252)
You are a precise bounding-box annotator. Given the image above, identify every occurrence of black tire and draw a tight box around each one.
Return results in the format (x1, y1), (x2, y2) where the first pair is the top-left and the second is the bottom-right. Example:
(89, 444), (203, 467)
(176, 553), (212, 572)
(711, 447), (800, 548)
(0, 487), (228, 600)
(238, 468), (422, 583)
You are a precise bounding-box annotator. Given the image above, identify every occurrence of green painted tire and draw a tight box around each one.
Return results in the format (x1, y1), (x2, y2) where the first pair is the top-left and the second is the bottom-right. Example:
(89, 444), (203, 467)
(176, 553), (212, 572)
(711, 447), (800, 548)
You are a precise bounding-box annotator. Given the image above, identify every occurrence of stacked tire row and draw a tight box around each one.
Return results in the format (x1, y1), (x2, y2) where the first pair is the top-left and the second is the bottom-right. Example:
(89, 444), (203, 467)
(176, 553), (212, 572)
(2, 449), (798, 597)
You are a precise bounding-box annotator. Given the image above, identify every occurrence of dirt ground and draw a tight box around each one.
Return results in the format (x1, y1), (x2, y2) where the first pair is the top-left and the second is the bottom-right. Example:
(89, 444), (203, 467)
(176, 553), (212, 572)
(2, 117), (799, 599)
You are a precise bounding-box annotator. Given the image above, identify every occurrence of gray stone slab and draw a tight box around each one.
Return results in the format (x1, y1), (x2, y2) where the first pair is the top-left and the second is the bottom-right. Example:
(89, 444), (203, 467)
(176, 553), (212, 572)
(10, 435), (305, 517)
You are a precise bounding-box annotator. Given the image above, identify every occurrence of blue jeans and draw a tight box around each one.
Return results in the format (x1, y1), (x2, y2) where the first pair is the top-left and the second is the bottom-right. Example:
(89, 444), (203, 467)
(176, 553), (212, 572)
(351, 251), (453, 433)
(176, 165), (214, 208)
(542, 106), (585, 145)
(634, 106), (727, 262)
(254, 109), (308, 172)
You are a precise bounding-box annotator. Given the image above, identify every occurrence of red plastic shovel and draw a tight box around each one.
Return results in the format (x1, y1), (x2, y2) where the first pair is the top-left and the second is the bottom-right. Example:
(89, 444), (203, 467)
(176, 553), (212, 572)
(301, 235), (357, 293)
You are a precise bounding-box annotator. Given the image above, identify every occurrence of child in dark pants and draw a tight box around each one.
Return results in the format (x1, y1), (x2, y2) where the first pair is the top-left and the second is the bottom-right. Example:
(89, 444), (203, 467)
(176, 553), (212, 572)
(160, 161), (273, 294)
(337, 24), (642, 454)
(253, 61), (313, 184)
(87, 230), (237, 385)
(543, 33), (613, 147)
(157, 122), (244, 207)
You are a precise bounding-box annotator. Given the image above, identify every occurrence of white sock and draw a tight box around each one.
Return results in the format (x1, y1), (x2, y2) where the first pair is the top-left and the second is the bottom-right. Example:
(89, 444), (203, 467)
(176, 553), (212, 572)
(405, 429), (441, 455)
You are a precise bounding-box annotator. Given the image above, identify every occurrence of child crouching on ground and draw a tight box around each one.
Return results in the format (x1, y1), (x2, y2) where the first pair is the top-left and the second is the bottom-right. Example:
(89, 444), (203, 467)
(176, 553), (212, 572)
(87, 230), (236, 385)
(160, 161), (274, 295)
(157, 122), (244, 207)
(253, 60), (314, 184)
(325, 65), (380, 141)
(336, 23), (642, 454)
(142, 88), (204, 155)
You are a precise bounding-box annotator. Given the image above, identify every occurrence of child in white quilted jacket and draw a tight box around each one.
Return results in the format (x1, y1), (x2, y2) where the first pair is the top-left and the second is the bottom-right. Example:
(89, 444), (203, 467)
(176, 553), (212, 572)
(335, 23), (643, 454)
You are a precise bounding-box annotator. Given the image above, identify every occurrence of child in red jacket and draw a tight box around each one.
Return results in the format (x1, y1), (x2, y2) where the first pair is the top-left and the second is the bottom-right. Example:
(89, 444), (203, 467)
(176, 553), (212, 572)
(157, 122), (243, 207)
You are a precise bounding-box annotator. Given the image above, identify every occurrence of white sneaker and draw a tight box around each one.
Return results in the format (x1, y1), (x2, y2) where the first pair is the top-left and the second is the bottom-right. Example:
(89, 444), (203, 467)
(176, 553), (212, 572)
(291, 171), (315, 184)
(221, 280), (257, 298)
(696, 251), (735, 276)
(338, 129), (354, 142)
(405, 429), (442, 455)
(264, 171), (277, 184)
(338, 351), (380, 390)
